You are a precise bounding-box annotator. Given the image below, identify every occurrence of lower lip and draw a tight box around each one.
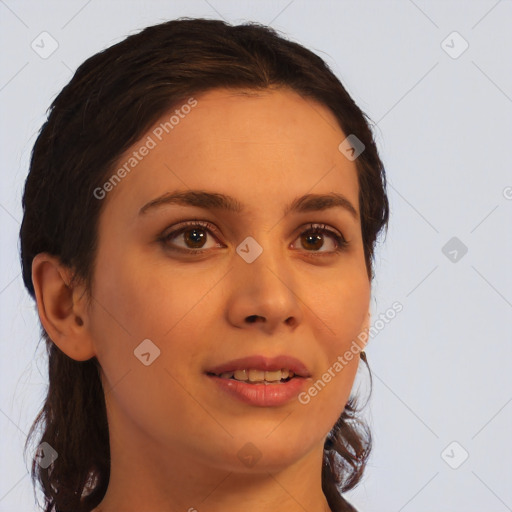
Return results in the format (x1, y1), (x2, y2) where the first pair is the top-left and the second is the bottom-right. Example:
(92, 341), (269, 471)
(207, 374), (309, 407)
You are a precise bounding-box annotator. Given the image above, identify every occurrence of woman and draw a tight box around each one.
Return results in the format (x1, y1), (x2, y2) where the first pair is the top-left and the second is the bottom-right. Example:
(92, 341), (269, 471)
(21, 17), (389, 512)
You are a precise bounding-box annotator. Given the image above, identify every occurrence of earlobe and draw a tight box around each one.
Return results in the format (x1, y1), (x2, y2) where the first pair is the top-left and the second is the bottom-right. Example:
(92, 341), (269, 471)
(31, 253), (96, 361)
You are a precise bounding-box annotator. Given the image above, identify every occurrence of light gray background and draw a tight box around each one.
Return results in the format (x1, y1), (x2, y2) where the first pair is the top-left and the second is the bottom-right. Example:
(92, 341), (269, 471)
(1, 1), (511, 511)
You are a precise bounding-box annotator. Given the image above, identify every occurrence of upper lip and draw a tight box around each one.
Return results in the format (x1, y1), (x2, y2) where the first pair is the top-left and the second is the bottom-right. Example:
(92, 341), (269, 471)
(206, 355), (311, 378)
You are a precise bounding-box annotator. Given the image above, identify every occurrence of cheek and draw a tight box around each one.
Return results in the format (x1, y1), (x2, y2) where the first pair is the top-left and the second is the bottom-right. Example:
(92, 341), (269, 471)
(310, 265), (370, 350)
(89, 250), (227, 385)
(92, 251), (212, 338)
(89, 255), (212, 443)
(300, 265), (369, 415)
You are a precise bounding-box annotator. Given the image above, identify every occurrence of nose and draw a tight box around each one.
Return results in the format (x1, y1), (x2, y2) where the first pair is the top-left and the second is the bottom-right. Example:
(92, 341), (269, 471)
(225, 239), (304, 335)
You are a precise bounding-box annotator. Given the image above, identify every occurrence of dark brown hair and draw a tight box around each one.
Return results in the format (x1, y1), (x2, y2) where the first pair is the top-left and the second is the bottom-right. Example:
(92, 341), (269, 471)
(20, 17), (388, 512)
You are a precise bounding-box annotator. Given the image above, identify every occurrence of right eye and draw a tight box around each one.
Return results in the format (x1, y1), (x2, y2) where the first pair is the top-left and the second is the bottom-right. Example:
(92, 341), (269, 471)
(159, 220), (224, 254)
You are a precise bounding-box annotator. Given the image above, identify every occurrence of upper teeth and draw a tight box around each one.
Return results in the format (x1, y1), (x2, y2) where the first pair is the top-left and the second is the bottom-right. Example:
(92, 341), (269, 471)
(218, 369), (295, 382)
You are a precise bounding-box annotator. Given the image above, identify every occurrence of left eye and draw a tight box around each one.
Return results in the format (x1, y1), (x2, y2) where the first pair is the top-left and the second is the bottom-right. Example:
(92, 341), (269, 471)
(292, 223), (347, 253)
(160, 221), (347, 255)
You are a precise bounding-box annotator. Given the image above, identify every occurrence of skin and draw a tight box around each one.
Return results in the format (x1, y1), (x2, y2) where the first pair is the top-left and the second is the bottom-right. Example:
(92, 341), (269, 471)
(32, 87), (371, 512)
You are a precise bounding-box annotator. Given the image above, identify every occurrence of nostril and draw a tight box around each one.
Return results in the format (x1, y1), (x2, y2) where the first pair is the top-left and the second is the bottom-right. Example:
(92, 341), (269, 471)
(246, 315), (260, 323)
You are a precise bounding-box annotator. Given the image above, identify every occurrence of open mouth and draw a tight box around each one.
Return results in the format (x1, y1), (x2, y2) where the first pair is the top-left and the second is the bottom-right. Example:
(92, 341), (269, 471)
(206, 368), (298, 384)
(206, 366), (309, 406)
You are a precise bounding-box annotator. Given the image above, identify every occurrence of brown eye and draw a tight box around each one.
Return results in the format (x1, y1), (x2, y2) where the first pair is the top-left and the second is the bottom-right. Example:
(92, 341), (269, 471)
(292, 224), (347, 254)
(161, 220), (223, 254)
(159, 221), (347, 257)
(175, 227), (207, 249)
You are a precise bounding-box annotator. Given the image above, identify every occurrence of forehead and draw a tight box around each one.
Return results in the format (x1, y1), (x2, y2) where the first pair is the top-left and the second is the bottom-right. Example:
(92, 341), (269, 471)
(101, 87), (360, 219)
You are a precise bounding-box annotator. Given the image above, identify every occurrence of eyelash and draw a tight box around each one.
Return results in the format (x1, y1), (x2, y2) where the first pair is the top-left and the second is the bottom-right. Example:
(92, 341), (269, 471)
(158, 219), (348, 256)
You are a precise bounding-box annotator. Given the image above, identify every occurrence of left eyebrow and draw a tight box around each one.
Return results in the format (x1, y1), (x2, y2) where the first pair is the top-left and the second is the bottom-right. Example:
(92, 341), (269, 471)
(139, 190), (358, 219)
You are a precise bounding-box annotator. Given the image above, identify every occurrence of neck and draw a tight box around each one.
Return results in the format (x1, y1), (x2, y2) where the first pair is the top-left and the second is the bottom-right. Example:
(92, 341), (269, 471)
(92, 428), (332, 512)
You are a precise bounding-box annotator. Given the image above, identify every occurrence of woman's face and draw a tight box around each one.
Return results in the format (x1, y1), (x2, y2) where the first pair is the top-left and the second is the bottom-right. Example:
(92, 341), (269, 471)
(88, 87), (370, 475)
